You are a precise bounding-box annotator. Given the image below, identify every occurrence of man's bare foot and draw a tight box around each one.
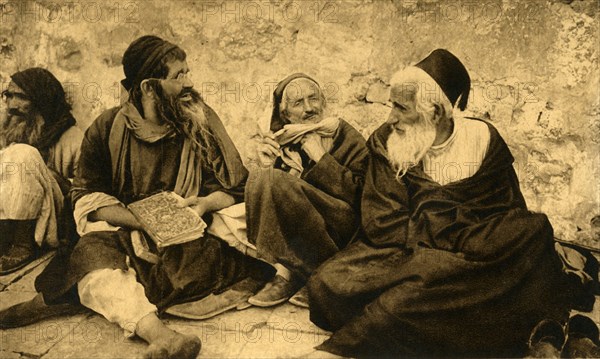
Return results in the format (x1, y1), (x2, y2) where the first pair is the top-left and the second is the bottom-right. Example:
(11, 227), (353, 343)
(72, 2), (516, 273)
(143, 333), (201, 359)
(136, 313), (201, 359)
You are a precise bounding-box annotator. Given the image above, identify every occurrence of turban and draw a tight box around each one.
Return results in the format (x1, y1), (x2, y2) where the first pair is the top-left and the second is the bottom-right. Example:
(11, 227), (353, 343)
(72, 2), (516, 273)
(270, 73), (320, 132)
(10, 67), (76, 151)
(11, 68), (72, 127)
(121, 35), (181, 91)
(415, 49), (471, 111)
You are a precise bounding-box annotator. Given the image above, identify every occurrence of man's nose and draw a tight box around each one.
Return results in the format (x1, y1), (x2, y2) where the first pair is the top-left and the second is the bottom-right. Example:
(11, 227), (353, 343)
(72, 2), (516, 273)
(387, 110), (399, 125)
(302, 98), (314, 112)
(6, 98), (18, 110)
(182, 77), (194, 89)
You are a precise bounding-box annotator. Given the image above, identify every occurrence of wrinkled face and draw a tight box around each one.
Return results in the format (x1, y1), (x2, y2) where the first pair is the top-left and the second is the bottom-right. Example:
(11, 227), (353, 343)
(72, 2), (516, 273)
(281, 78), (324, 124)
(385, 83), (437, 178)
(2, 82), (37, 123)
(386, 83), (423, 133)
(158, 59), (194, 102)
(0, 81), (45, 147)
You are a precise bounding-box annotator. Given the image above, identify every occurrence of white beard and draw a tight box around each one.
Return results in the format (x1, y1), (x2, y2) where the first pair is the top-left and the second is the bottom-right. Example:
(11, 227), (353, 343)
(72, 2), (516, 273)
(386, 120), (436, 179)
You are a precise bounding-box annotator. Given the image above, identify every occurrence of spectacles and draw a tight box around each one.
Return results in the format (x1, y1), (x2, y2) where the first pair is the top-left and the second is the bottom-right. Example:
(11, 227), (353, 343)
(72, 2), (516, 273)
(149, 72), (192, 84)
(1, 90), (30, 102)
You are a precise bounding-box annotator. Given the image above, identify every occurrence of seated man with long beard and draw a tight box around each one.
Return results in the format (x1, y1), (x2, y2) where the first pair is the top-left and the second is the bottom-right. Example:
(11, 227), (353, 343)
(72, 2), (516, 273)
(308, 49), (576, 357)
(0, 68), (83, 274)
(0, 35), (273, 359)
(245, 73), (369, 307)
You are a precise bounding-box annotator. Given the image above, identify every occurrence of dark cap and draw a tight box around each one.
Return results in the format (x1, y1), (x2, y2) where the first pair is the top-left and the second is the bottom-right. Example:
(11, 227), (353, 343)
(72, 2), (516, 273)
(414, 49), (470, 111)
(121, 35), (180, 91)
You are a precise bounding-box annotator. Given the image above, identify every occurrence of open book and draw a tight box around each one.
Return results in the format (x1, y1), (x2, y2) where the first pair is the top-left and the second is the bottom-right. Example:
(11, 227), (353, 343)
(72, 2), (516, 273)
(128, 191), (207, 249)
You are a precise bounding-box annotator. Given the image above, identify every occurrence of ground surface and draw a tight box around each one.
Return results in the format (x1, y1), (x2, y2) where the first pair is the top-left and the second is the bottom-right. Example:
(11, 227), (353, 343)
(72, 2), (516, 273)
(0, 252), (331, 358)
(1, 251), (599, 358)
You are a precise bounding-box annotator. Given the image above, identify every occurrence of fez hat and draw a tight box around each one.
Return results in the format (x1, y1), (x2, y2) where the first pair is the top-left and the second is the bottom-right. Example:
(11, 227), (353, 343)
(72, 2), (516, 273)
(414, 49), (470, 111)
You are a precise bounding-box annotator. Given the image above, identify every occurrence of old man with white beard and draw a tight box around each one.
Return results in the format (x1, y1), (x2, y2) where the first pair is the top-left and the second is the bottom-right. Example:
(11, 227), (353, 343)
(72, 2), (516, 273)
(307, 49), (574, 357)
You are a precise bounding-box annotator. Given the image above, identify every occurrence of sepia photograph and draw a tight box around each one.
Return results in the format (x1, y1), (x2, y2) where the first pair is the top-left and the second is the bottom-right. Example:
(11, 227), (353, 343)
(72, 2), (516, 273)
(0, 0), (598, 358)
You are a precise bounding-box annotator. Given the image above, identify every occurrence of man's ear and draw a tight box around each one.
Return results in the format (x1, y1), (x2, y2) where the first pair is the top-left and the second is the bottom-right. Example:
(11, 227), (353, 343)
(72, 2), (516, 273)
(140, 79), (155, 98)
(432, 103), (445, 124)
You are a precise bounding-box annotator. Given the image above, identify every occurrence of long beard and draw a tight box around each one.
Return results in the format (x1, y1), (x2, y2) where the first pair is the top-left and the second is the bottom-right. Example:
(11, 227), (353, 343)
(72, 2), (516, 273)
(0, 112), (44, 149)
(386, 119), (436, 179)
(155, 88), (216, 160)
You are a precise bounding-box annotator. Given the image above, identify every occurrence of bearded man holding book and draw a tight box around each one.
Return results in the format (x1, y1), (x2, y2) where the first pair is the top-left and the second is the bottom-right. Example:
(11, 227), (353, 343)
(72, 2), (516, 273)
(0, 35), (273, 359)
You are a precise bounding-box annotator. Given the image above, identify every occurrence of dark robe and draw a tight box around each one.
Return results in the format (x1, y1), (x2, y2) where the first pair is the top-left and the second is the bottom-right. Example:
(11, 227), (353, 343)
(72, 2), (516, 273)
(35, 102), (272, 310)
(245, 120), (369, 281)
(308, 119), (571, 358)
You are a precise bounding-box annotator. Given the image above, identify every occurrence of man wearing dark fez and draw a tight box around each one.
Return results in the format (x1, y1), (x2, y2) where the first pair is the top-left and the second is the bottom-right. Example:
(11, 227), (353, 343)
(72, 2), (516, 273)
(0, 35), (273, 359)
(0, 68), (83, 274)
(308, 49), (578, 357)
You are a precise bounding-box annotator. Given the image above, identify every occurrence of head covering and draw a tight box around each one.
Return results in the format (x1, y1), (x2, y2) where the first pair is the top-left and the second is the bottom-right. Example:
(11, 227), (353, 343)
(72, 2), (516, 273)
(414, 49), (471, 111)
(10, 67), (76, 151)
(121, 35), (181, 91)
(270, 73), (320, 132)
(11, 68), (72, 126)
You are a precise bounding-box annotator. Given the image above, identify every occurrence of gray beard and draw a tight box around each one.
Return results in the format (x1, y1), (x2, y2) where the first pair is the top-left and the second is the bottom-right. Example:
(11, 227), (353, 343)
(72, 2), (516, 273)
(386, 120), (437, 179)
(0, 113), (44, 149)
(155, 89), (215, 160)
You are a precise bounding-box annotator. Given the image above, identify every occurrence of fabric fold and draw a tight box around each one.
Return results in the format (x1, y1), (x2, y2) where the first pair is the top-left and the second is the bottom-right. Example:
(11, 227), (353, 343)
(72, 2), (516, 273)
(73, 192), (123, 236)
(273, 117), (340, 175)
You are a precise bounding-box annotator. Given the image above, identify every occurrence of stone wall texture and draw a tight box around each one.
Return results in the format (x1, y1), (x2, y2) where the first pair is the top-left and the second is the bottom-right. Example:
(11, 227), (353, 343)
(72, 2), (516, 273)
(1, 0), (598, 248)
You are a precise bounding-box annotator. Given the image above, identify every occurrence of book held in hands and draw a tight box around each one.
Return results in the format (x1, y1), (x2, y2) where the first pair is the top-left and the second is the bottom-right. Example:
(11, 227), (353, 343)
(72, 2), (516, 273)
(128, 191), (207, 249)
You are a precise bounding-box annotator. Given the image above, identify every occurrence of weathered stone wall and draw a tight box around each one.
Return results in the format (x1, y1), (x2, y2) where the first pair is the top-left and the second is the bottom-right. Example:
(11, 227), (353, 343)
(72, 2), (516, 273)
(1, 0), (598, 247)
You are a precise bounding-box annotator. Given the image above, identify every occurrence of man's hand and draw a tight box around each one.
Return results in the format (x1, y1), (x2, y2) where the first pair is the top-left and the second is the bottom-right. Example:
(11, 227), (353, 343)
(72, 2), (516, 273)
(179, 191), (235, 217)
(256, 133), (280, 167)
(178, 196), (209, 217)
(301, 133), (326, 162)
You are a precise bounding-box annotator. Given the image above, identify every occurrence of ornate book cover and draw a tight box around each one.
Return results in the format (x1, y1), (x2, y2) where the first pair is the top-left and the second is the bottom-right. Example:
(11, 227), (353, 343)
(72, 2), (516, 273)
(128, 191), (207, 249)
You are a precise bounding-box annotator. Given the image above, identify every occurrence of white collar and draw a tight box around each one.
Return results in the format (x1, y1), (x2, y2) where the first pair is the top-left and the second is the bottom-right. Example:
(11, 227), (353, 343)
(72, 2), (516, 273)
(428, 117), (459, 154)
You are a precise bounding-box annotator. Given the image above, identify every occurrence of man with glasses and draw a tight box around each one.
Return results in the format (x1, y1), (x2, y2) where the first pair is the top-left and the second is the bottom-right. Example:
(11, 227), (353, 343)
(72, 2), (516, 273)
(0, 68), (83, 274)
(0, 35), (273, 359)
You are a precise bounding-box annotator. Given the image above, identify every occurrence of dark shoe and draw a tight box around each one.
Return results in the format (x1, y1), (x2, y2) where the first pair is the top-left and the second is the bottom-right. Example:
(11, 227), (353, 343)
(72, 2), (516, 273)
(0, 220), (16, 256)
(562, 314), (600, 358)
(0, 246), (36, 275)
(525, 319), (565, 358)
(0, 219), (37, 275)
(0, 293), (84, 329)
(288, 286), (309, 308)
(248, 275), (298, 307)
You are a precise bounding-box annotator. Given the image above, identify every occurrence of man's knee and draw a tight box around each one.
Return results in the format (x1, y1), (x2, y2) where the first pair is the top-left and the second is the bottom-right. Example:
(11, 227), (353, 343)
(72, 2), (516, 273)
(269, 170), (306, 198)
(1, 144), (47, 185)
(70, 232), (127, 271)
(308, 260), (340, 300)
(1, 143), (44, 163)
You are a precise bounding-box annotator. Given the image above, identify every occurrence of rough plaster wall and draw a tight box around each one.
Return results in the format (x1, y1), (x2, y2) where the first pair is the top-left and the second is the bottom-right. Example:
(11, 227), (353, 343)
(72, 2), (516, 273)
(1, 0), (598, 248)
